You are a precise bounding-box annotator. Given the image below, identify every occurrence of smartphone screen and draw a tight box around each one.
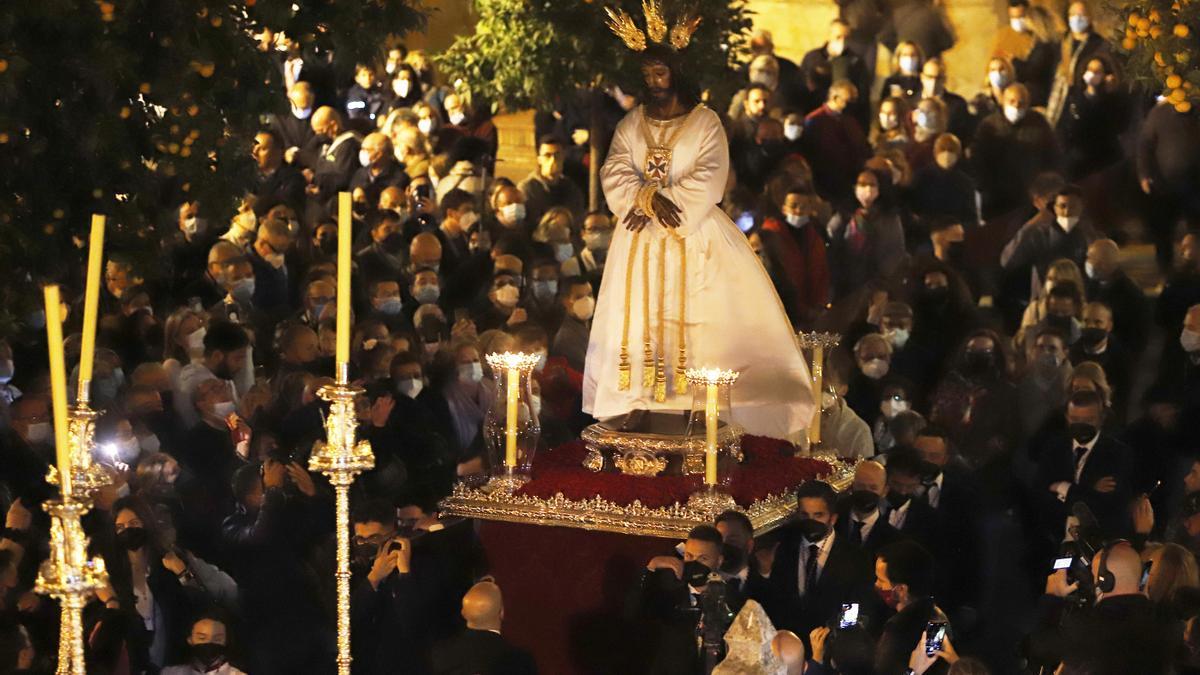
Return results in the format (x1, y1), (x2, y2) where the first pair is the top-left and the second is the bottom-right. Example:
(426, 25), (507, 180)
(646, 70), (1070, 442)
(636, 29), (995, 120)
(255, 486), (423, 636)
(839, 603), (859, 629)
(925, 622), (947, 656)
(1053, 556), (1073, 570)
(1141, 561), (1152, 589)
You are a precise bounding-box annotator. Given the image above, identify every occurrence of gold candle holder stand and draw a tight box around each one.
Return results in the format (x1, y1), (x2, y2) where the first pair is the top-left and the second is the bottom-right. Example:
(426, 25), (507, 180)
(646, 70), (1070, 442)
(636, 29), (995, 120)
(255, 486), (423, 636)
(308, 368), (375, 675)
(796, 332), (841, 457)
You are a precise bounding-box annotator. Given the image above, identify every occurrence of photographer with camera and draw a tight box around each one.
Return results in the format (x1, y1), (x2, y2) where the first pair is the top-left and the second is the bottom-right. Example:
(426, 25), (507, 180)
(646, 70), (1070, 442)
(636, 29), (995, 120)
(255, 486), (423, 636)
(1028, 539), (1176, 674)
(639, 524), (744, 674)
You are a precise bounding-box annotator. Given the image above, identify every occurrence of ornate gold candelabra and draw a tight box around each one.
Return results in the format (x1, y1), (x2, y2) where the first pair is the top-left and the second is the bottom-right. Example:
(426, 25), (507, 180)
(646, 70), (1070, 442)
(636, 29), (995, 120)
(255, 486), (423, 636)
(483, 352), (543, 494)
(39, 389), (112, 675)
(36, 495), (108, 675)
(684, 368), (740, 518)
(308, 366), (374, 675)
(797, 332), (841, 457)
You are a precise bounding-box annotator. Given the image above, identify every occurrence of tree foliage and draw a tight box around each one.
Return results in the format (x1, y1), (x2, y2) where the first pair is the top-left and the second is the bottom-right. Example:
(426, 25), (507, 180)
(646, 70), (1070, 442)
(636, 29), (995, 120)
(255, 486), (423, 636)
(1116, 0), (1200, 111)
(0, 0), (424, 319)
(436, 0), (753, 115)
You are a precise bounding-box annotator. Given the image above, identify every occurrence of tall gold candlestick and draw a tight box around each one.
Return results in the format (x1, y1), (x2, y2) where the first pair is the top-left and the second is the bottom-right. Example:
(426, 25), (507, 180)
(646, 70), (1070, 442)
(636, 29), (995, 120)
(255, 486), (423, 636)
(44, 286), (72, 499)
(309, 381), (374, 675)
(77, 214), (106, 403)
(797, 332), (841, 456)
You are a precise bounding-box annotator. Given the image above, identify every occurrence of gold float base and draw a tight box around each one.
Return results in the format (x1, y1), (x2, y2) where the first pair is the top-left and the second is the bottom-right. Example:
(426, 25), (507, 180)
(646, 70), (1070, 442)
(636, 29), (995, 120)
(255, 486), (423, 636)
(580, 411), (743, 477)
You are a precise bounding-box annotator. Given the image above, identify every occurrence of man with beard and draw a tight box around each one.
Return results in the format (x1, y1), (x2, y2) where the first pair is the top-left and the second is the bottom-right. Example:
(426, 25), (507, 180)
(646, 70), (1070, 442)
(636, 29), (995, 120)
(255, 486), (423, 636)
(173, 321), (252, 429)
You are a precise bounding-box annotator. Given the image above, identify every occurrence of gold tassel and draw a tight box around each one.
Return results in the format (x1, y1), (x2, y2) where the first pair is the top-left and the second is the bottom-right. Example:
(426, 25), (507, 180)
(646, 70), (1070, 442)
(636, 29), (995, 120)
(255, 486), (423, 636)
(617, 230), (641, 391)
(673, 234), (688, 394)
(642, 241), (654, 389)
(654, 236), (668, 403)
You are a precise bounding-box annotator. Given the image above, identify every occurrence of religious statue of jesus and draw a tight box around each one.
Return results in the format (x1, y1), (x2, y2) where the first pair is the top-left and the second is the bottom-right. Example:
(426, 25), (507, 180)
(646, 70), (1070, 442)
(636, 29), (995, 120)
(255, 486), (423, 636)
(582, 5), (815, 441)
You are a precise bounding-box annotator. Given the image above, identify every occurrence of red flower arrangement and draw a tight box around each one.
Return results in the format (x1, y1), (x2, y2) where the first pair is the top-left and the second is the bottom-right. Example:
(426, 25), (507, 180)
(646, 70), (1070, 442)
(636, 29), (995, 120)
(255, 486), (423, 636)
(516, 436), (833, 509)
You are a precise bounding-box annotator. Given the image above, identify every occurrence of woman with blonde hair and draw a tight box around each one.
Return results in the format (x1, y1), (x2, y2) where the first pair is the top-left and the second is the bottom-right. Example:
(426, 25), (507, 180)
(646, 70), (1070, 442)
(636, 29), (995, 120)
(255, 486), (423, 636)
(1067, 361), (1113, 409)
(1015, 4), (1062, 106)
(162, 308), (207, 384)
(974, 57), (1017, 119)
(1144, 543), (1200, 609)
(882, 41), (925, 105)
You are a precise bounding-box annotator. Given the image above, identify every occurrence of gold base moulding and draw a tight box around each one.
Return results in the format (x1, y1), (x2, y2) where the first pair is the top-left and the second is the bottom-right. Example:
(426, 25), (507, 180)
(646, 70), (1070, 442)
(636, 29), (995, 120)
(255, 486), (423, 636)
(439, 458), (856, 540)
(580, 414), (744, 477)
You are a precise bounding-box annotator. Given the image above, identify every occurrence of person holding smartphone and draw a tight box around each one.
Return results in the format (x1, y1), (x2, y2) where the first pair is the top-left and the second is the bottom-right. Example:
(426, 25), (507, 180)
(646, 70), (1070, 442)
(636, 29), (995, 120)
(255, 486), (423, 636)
(873, 540), (947, 674)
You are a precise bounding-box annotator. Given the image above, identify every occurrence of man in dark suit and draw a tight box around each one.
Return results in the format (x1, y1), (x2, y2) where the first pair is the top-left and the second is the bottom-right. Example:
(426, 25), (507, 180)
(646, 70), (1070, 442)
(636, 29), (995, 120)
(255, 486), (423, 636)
(749, 481), (873, 637)
(802, 79), (871, 208)
(639, 525), (745, 675)
(872, 540), (945, 675)
(837, 460), (905, 560)
(1037, 389), (1134, 539)
(302, 106), (361, 221)
(1070, 301), (1132, 418)
(268, 81), (316, 158)
(798, 20), (871, 126)
(430, 581), (536, 675)
(913, 426), (979, 611)
(1085, 239), (1149, 356)
(882, 450), (941, 552)
(251, 131), (306, 216)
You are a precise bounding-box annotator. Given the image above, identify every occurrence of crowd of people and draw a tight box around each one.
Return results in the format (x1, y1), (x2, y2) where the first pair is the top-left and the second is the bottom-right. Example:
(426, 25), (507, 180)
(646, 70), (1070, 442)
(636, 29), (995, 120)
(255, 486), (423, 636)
(0, 3), (1198, 673)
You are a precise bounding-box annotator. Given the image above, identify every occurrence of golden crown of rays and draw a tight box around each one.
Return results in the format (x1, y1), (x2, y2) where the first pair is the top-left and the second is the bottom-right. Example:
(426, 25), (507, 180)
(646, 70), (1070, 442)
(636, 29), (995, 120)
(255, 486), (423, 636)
(605, 1), (702, 52)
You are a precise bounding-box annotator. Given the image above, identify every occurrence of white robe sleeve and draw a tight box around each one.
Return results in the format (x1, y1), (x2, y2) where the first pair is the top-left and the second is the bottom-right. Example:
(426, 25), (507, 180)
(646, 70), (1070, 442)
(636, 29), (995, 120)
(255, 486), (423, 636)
(659, 109), (729, 238)
(599, 117), (644, 222)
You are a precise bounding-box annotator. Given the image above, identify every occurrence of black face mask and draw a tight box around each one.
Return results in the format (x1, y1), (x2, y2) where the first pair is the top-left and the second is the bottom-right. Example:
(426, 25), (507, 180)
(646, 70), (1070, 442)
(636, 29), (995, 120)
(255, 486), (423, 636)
(211, 358), (234, 382)
(918, 460), (941, 483)
(921, 286), (949, 308)
(796, 518), (830, 542)
(682, 560), (713, 588)
(116, 527), (148, 551)
(850, 489), (881, 513)
(1046, 314), (1073, 333)
(318, 237), (337, 256)
(1068, 422), (1099, 445)
(1079, 327), (1107, 348)
(382, 233), (406, 254)
(887, 491), (912, 509)
(190, 643), (227, 670)
(352, 542), (380, 570)
(963, 350), (994, 376)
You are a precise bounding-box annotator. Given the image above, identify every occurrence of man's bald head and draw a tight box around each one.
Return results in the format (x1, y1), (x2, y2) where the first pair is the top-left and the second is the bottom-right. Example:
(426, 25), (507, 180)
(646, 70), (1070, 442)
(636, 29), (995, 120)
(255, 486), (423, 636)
(853, 460), (887, 496)
(771, 630), (806, 674)
(1086, 239), (1121, 279)
(1093, 542), (1145, 597)
(311, 106), (342, 137)
(1185, 305), (1200, 335)
(410, 233), (443, 269)
(461, 581), (504, 631)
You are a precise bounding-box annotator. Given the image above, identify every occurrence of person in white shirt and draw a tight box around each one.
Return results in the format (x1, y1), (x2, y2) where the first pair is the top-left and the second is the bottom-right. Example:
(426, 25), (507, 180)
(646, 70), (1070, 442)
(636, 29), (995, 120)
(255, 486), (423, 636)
(161, 614), (246, 675)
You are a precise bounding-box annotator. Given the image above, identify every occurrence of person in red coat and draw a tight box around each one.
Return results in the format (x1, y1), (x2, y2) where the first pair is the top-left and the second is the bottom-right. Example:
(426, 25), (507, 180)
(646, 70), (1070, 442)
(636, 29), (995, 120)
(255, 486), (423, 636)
(760, 187), (831, 326)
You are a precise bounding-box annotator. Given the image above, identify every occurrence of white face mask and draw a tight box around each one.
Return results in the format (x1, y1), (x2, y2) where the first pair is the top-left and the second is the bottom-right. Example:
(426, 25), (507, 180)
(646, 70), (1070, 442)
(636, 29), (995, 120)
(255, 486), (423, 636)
(1004, 105), (1025, 124)
(1010, 16), (1027, 32)
(495, 285), (521, 308)
(1082, 71), (1101, 88)
(1056, 215), (1079, 232)
(1182, 329), (1200, 353)
(458, 362), (484, 383)
(184, 217), (203, 237)
(898, 56), (919, 75)
(861, 358), (890, 380)
(879, 112), (899, 130)
(583, 231), (612, 251)
(393, 79), (411, 98)
(417, 118), (434, 136)
(1068, 14), (1089, 33)
(186, 327), (207, 354)
(785, 213), (809, 228)
(109, 437), (140, 463)
(139, 433), (161, 453)
(573, 296), (596, 321)
(24, 422), (51, 445)
(359, 149), (372, 168)
(827, 40), (845, 57)
(821, 391), (838, 411)
(1084, 261), (1097, 279)
(885, 328), (911, 349)
(292, 106), (313, 120)
(0, 359), (13, 385)
(784, 123), (803, 141)
(499, 203), (526, 225)
(935, 152), (958, 170)
(396, 377), (424, 398)
(534, 351), (548, 373)
(855, 185), (878, 208)
(881, 398), (910, 419)
(988, 71), (1009, 91)
(448, 111), (467, 126)
(458, 211), (480, 228)
(554, 243), (574, 263)
(530, 394), (543, 418)
(212, 401), (236, 419)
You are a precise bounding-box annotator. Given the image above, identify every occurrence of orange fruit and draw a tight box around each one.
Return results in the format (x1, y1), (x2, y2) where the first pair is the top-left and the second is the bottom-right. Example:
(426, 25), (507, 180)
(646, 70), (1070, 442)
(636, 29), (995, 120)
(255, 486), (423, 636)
(1123, 37), (1137, 49)
(1129, 12), (1141, 25)
(1168, 74), (1183, 89)
(1176, 24), (1191, 37)
(0, 59), (8, 73)
(1150, 10), (1162, 22)
(1151, 25), (1164, 38)
(1176, 100), (1192, 113)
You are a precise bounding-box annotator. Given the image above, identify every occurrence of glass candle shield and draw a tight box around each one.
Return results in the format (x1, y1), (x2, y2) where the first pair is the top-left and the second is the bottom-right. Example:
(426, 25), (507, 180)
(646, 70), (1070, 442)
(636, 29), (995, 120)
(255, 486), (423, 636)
(483, 352), (542, 478)
(684, 368), (741, 486)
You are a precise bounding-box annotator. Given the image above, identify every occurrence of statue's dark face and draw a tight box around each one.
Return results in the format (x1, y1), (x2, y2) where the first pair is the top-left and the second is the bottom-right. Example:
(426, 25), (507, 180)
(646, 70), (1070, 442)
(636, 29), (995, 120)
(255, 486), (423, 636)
(641, 61), (673, 103)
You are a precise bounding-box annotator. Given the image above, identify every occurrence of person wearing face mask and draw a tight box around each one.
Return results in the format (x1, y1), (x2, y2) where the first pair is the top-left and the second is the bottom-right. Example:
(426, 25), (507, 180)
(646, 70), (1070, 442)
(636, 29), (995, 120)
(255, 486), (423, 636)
(799, 20), (871, 127)
(991, 0), (1036, 70)
(300, 106), (361, 212)
(442, 93), (499, 159)
(1033, 541), (1176, 675)
(267, 81), (316, 161)
(550, 277), (595, 373)
(161, 614), (246, 675)
(929, 330), (1020, 475)
(1036, 389), (1133, 537)
(872, 540), (945, 675)
(405, 269), (441, 318)
(384, 63), (423, 111)
(1059, 57), (1128, 181)
(355, 209), (408, 285)
(350, 132), (409, 211)
(360, 278), (407, 334)
(826, 170), (906, 299)
(881, 41), (924, 106)
(434, 189), (476, 273)
(474, 272), (527, 333)
(1045, 1), (1111, 127)
(3, 396), (54, 502)
(872, 96), (913, 151)
(1018, 327), (1074, 438)
(803, 80), (872, 207)
(174, 321), (252, 430)
(905, 97), (948, 172)
(490, 184), (529, 235)
(518, 136), (585, 227)
(1069, 303), (1131, 412)
(561, 211), (613, 290)
(872, 383), (917, 453)
(245, 219), (293, 313)
(642, 525), (745, 672)
(748, 481), (872, 637)
(432, 342), (489, 459)
(758, 187), (831, 326)
(807, 352), (874, 459)
(164, 201), (220, 301)
(846, 333), (895, 428)
(345, 64), (387, 123)
(881, 450), (940, 548)
(524, 259), (563, 329)
(970, 83), (1061, 219)
(910, 134), (979, 234)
